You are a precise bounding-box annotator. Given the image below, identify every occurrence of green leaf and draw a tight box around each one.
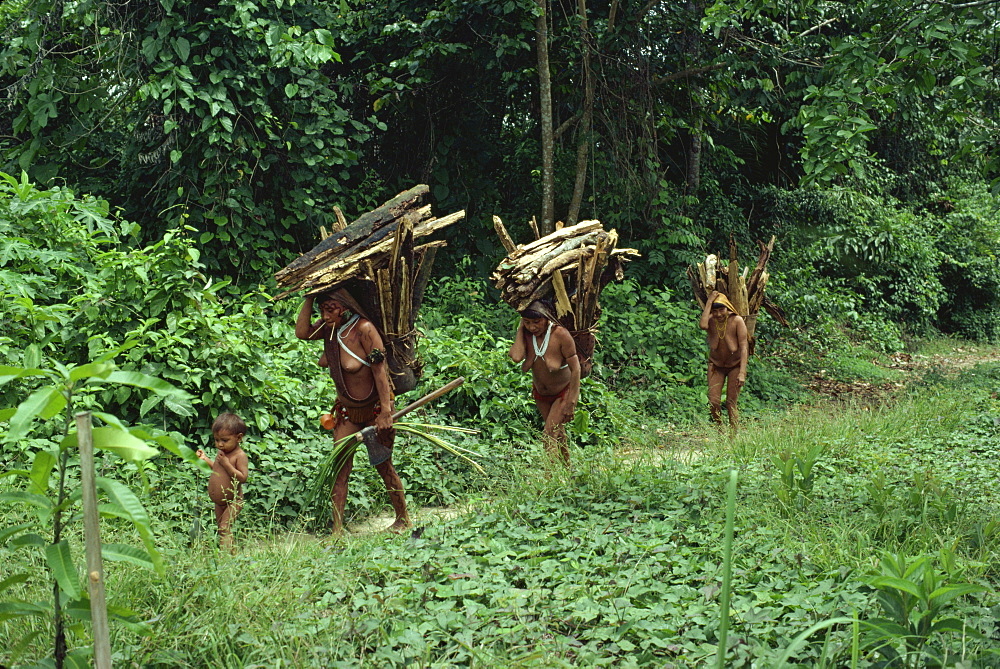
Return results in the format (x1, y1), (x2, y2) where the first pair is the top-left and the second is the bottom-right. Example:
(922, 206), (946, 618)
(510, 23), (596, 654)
(61, 426), (158, 463)
(96, 478), (163, 575)
(949, 75), (966, 87)
(102, 371), (189, 398)
(0, 572), (30, 593)
(28, 449), (57, 494)
(173, 36), (190, 63)
(69, 362), (115, 382)
(0, 523), (34, 545)
(45, 540), (81, 600)
(0, 601), (50, 622)
(101, 543), (155, 570)
(23, 345), (42, 370)
(869, 575), (924, 599)
(927, 583), (986, 606)
(0, 491), (54, 511)
(64, 647), (92, 669)
(285, 83), (300, 98)
(11, 533), (47, 548)
(6, 385), (67, 441)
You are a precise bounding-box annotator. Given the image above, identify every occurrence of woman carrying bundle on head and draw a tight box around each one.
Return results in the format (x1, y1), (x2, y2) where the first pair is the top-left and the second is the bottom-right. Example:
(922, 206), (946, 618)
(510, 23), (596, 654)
(295, 289), (411, 534)
(508, 300), (580, 466)
(699, 291), (749, 433)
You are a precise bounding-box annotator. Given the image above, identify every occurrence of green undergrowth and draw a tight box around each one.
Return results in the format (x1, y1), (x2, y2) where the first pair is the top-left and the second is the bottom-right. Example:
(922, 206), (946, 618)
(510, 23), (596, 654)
(4, 364), (999, 667)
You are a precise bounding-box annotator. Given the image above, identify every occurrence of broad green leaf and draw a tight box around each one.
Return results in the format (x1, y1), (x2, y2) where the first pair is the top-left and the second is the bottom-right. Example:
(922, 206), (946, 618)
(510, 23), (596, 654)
(68, 362), (114, 382)
(91, 411), (128, 431)
(139, 395), (161, 418)
(96, 478), (163, 575)
(102, 543), (155, 570)
(11, 533), (46, 548)
(173, 36), (190, 63)
(0, 522), (34, 544)
(164, 395), (195, 416)
(64, 647), (92, 669)
(61, 426), (158, 462)
(0, 491), (53, 510)
(5, 385), (67, 441)
(102, 370), (189, 399)
(23, 345), (42, 369)
(927, 583), (986, 605)
(28, 449), (57, 494)
(285, 83), (299, 98)
(0, 572), (30, 593)
(45, 540), (81, 600)
(869, 575), (924, 599)
(0, 601), (49, 621)
(0, 407), (15, 421)
(0, 365), (47, 387)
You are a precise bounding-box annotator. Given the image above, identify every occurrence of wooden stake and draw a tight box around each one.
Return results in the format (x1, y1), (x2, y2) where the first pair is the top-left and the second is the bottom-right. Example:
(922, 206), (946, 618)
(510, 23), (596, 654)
(493, 216), (518, 254)
(77, 412), (111, 669)
(529, 216), (541, 241)
(333, 205), (348, 233)
(551, 269), (575, 328)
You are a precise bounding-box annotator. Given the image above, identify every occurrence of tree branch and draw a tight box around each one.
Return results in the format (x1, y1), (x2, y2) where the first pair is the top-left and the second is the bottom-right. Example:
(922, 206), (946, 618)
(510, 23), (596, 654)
(652, 62), (726, 86)
(797, 16), (838, 38)
(554, 111), (582, 140)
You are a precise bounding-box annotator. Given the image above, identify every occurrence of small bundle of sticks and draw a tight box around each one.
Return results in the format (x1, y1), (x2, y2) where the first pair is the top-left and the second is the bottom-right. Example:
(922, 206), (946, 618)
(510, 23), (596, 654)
(492, 218), (639, 373)
(686, 235), (788, 353)
(273, 185), (464, 392)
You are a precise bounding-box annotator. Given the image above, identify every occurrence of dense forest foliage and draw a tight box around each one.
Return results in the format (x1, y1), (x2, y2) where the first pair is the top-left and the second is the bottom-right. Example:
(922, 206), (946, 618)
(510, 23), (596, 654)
(2, 0), (1000, 666)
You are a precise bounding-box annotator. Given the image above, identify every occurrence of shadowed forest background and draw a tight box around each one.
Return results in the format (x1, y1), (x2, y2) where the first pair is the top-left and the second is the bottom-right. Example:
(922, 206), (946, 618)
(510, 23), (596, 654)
(3, 0), (1000, 666)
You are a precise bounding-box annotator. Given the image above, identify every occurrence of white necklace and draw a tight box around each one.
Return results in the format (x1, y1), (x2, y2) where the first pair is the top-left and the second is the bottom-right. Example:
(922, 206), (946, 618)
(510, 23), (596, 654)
(532, 322), (554, 357)
(336, 313), (360, 341)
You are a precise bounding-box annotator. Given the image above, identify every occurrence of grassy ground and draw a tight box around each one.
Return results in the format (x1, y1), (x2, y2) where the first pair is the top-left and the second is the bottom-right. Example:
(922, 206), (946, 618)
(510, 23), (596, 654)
(3, 345), (1000, 667)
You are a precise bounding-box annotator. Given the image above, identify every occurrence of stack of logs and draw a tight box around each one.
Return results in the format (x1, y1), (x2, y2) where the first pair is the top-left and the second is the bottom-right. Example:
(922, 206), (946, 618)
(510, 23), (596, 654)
(491, 217), (639, 374)
(273, 185), (464, 393)
(686, 235), (788, 354)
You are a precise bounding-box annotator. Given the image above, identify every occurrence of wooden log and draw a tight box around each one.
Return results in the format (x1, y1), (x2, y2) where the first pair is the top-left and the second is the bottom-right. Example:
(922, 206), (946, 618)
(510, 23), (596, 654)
(507, 220), (602, 261)
(411, 243), (442, 317)
(291, 211), (463, 293)
(514, 233), (598, 282)
(529, 216), (541, 240)
(493, 215), (518, 254)
(276, 185), (428, 283)
(551, 269), (575, 327)
(333, 206), (348, 233)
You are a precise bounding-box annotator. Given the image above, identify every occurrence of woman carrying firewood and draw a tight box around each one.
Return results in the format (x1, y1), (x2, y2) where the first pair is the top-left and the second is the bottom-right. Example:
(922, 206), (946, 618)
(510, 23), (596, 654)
(509, 300), (580, 465)
(295, 290), (411, 534)
(699, 291), (749, 433)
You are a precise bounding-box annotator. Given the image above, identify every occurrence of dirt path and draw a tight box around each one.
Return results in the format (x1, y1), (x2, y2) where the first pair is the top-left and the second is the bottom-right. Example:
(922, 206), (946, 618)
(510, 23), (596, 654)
(344, 342), (1000, 536)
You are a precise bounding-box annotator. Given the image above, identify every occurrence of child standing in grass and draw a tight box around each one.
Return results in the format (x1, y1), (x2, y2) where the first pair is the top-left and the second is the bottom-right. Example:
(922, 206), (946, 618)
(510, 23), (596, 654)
(196, 413), (249, 552)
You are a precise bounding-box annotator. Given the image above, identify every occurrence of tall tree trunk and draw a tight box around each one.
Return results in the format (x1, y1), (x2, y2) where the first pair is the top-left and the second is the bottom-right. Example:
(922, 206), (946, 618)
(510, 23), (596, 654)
(567, 0), (594, 227)
(535, 0), (555, 235)
(686, 116), (703, 195)
(684, 0), (704, 197)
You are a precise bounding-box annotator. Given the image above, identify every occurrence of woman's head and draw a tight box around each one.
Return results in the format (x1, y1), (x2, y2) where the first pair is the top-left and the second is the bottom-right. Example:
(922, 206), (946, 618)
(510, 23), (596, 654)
(317, 288), (367, 325)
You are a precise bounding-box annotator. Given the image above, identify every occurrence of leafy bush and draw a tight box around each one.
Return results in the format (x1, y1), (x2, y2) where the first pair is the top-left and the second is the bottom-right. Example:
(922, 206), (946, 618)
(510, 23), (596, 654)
(932, 180), (1000, 341)
(598, 280), (705, 422)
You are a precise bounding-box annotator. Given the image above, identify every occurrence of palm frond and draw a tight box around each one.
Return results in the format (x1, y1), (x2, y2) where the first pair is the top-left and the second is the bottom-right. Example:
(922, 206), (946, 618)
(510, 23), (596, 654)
(306, 421), (487, 512)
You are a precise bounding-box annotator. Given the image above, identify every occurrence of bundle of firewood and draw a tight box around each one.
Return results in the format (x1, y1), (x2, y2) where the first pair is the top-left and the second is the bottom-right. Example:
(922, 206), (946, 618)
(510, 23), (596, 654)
(491, 218), (639, 374)
(273, 185), (464, 392)
(686, 235), (788, 353)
